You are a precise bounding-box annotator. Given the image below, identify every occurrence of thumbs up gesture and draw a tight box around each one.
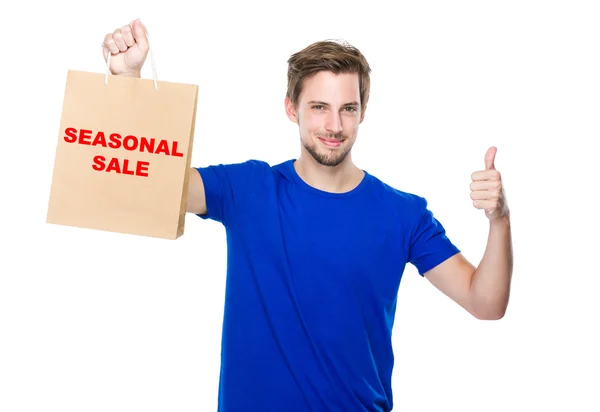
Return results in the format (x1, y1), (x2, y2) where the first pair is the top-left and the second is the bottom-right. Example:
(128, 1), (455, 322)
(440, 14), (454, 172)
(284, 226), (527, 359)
(470, 147), (509, 221)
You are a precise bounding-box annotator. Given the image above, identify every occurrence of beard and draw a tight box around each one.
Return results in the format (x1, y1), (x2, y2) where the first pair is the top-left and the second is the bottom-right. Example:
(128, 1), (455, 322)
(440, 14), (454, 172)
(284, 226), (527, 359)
(302, 133), (352, 167)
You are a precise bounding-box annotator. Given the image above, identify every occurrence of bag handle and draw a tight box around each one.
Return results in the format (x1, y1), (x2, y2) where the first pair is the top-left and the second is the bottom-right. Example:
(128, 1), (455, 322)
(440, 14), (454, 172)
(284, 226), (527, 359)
(104, 32), (158, 91)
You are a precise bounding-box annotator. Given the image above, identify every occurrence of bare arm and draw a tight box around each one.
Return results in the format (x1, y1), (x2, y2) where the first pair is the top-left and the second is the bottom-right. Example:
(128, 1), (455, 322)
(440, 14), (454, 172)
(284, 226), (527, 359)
(422, 254), (477, 317)
(423, 146), (513, 320)
(424, 216), (513, 320)
(469, 215), (513, 319)
(186, 168), (207, 215)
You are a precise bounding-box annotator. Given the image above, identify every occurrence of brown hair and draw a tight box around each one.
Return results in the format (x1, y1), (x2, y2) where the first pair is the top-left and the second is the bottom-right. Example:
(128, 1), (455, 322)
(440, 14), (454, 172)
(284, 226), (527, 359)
(286, 39), (372, 113)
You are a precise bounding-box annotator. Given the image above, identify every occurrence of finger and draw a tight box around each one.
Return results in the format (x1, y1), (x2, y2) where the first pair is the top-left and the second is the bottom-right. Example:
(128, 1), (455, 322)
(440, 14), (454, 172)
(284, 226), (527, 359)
(485, 146), (497, 170)
(470, 191), (492, 200)
(132, 18), (149, 52)
(112, 28), (128, 52)
(102, 33), (120, 55)
(470, 180), (502, 191)
(120, 24), (135, 47)
(471, 169), (501, 182)
(472, 199), (496, 210)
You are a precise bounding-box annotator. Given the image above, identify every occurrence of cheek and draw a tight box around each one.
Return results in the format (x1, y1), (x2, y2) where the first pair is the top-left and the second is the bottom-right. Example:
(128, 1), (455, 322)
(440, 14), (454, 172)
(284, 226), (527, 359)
(304, 112), (320, 126)
(301, 114), (322, 133)
(342, 116), (360, 132)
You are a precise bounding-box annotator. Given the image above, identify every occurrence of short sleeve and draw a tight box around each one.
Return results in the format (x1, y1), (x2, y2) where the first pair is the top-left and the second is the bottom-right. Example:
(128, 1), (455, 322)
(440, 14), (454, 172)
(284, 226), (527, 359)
(195, 164), (228, 223)
(194, 160), (271, 226)
(408, 196), (460, 276)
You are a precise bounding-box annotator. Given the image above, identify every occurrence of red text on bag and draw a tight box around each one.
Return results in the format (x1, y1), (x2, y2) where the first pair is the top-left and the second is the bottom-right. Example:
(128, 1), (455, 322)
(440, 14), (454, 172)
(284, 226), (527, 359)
(64, 127), (185, 177)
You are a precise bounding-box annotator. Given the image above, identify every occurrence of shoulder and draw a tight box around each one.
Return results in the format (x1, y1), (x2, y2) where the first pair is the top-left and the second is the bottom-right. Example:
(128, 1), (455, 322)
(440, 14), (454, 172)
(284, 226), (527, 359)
(198, 158), (272, 173)
(195, 159), (294, 195)
(366, 172), (428, 215)
(363, 173), (440, 241)
(196, 158), (275, 181)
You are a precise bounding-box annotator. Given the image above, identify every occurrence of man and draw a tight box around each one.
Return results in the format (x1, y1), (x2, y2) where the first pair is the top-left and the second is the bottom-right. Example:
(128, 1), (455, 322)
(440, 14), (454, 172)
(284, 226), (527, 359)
(103, 19), (513, 412)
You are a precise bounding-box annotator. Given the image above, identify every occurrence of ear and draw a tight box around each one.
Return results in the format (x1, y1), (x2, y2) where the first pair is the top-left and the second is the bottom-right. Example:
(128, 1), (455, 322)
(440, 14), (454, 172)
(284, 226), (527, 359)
(284, 97), (299, 124)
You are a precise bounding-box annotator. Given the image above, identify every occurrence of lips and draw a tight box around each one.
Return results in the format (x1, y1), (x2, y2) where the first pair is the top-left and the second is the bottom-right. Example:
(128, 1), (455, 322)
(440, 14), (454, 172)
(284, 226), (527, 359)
(318, 137), (343, 147)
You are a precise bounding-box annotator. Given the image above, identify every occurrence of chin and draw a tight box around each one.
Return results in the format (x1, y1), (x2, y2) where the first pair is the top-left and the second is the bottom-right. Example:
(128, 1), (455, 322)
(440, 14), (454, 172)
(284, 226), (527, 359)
(304, 141), (351, 167)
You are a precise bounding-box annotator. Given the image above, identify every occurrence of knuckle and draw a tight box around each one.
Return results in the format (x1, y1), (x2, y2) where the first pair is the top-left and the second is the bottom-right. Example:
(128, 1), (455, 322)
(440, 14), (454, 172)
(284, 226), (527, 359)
(107, 40), (119, 52)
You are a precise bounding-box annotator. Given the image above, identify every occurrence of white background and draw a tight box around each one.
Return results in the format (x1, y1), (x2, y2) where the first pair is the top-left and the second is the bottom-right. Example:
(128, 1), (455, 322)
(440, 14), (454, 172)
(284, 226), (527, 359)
(1, 1), (599, 411)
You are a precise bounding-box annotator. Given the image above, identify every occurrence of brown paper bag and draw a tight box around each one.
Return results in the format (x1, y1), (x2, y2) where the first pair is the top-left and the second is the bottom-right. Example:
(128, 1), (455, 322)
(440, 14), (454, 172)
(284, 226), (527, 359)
(46, 66), (199, 240)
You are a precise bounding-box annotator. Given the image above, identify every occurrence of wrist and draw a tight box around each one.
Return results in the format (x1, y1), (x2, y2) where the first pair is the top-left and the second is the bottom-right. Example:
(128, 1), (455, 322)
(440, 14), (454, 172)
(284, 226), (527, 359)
(489, 213), (510, 229)
(117, 70), (141, 78)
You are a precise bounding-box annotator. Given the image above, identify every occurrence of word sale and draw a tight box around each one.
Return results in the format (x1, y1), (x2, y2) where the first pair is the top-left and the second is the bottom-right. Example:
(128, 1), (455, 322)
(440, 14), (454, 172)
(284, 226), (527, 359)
(64, 127), (184, 177)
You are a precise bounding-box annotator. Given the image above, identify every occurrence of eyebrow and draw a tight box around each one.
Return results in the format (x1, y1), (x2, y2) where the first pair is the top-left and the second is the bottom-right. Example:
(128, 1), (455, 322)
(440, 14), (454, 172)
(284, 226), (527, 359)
(307, 100), (359, 107)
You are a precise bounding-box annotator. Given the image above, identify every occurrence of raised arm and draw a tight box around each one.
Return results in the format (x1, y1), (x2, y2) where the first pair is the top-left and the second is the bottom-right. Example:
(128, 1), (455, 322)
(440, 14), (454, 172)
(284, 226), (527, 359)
(186, 168), (207, 214)
(102, 20), (208, 216)
(424, 147), (512, 320)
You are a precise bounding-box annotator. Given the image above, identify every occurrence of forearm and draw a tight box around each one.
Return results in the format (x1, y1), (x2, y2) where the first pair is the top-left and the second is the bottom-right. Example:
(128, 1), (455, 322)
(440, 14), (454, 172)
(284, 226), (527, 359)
(470, 215), (513, 320)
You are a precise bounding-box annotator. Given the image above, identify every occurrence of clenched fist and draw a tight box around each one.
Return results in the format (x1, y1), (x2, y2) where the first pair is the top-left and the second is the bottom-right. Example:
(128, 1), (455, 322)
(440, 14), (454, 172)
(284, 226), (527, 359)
(102, 18), (149, 77)
(470, 147), (509, 221)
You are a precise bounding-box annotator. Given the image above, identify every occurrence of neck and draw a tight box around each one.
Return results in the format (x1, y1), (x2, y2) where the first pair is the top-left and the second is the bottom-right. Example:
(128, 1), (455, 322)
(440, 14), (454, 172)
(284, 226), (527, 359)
(294, 152), (364, 193)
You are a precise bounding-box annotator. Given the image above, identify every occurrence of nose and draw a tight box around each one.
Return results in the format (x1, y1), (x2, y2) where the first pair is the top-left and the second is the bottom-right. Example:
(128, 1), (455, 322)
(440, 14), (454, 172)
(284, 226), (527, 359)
(325, 111), (343, 135)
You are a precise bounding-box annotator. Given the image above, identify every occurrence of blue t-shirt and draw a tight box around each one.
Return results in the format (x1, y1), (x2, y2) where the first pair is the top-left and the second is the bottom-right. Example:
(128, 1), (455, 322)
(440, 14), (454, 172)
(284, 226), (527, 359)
(195, 159), (460, 412)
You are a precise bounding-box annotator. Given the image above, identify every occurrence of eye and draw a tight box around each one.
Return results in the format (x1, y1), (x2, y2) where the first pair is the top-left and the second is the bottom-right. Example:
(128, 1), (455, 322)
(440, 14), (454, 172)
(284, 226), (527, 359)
(344, 107), (358, 112)
(312, 105), (324, 110)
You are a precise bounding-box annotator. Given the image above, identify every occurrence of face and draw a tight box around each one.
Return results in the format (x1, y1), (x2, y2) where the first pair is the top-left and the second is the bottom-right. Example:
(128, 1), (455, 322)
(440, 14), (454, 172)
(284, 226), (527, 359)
(285, 71), (365, 167)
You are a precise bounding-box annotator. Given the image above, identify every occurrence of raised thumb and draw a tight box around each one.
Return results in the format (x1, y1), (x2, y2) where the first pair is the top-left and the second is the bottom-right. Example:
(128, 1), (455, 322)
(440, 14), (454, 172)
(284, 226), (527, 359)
(485, 146), (497, 170)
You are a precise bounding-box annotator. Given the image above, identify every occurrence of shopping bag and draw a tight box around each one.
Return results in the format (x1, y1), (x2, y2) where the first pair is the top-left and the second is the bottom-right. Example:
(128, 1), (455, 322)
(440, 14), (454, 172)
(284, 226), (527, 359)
(46, 52), (199, 240)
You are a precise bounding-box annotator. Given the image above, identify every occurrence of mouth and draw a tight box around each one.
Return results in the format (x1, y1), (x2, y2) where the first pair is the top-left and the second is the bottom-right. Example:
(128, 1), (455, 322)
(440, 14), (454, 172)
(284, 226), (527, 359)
(317, 137), (343, 148)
